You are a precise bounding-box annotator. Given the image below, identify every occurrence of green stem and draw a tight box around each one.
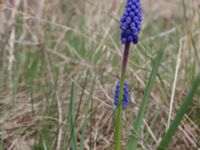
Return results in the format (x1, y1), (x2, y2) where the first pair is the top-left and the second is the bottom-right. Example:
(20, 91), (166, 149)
(115, 43), (130, 150)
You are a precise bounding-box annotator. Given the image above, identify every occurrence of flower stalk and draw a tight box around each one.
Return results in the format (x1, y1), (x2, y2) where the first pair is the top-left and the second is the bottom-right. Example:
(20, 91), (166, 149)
(114, 43), (130, 150)
(114, 0), (142, 149)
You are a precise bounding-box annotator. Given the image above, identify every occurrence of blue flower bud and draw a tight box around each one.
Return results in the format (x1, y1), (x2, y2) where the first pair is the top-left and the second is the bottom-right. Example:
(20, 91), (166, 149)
(126, 29), (131, 35)
(120, 16), (126, 23)
(129, 12), (135, 17)
(123, 12), (129, 17)
(121, 38), (127, 44)
(126, 7), (132, 12)
(121, 30), (127, 37)
(131, 27), (137, 33)
(132, 34), (138, 44)
(126, 17), (132, 24)
(127, 35), (133, 42)
(131, 5), (136, 10)
(120, 23), (128, 30)
(114, 80), (129, 107)
(130, 22), (136, 28)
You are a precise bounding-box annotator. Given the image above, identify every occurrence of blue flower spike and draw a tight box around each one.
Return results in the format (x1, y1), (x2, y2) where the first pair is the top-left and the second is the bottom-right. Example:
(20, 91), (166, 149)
(120, 0), (142, 44)
(114, 80), (129, 107)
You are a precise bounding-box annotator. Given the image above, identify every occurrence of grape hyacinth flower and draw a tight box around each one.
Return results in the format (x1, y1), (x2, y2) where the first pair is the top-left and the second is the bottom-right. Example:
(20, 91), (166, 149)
(114, 80), (129, 107)
(120, 0), (142, 44)
(114, 0), (142, 149)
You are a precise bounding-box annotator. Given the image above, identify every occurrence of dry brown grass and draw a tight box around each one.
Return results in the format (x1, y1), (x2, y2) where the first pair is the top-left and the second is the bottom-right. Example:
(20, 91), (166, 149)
(0, 0), (200, 150)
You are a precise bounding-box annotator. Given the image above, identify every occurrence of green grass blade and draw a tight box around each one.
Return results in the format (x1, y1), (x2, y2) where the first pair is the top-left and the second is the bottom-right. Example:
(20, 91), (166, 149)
(63, 71), (89, 150)
(68, 82), (78, 150)
(127, 47), (164, 149)
(182, 0), (188, 22)
(0, 138), (3, 150)
(42, 138), (48, 150)
(80, 76), (96, 150)
(157, 73), (200, 150)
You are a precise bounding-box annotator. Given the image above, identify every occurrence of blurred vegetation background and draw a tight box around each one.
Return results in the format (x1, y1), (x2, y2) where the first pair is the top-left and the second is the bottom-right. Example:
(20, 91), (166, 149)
(0, 0), (200, 149)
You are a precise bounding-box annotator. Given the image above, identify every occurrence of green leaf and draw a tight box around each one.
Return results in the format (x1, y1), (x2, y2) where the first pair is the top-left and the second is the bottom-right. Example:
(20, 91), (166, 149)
(127, 47), (165, 149)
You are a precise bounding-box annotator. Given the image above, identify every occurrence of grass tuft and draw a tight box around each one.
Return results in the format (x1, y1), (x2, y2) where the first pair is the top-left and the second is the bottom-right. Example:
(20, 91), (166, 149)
(157, 73), (200, 150)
